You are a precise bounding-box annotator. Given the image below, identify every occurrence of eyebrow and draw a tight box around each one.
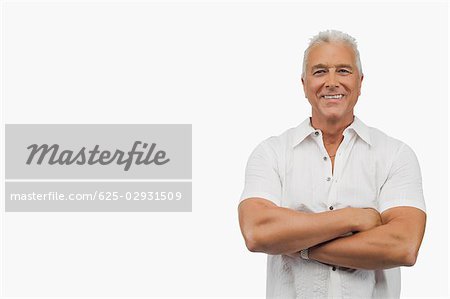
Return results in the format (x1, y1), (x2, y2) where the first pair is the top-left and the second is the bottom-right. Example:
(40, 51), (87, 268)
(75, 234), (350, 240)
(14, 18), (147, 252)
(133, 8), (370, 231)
(311, 64), (354, 70)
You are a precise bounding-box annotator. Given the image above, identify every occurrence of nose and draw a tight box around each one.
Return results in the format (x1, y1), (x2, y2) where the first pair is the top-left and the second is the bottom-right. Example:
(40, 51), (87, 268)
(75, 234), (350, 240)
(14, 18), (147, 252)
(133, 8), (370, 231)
(325, 70), (339, 88)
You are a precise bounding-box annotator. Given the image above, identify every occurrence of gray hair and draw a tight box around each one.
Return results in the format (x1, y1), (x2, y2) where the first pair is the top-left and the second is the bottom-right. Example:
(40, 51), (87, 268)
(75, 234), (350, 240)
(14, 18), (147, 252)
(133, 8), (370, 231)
(301, 30), (363, 78)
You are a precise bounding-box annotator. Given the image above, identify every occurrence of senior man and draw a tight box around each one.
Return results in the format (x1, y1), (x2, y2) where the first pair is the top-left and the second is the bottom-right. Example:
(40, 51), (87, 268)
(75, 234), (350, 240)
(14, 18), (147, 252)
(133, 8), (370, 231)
(238, 30), (426, 299)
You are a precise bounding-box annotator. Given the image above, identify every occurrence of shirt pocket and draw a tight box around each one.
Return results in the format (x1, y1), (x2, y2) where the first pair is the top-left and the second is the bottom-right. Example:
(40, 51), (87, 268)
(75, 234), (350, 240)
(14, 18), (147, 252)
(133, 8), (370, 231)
(282, 150), (322, 213)
(337, 157), (378, 210)
(283, 171), (317, 212)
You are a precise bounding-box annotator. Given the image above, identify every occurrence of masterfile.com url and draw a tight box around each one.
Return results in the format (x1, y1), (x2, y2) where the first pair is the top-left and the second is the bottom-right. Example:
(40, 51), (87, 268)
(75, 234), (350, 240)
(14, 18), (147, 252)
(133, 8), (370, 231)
(10, 191), (183, 201)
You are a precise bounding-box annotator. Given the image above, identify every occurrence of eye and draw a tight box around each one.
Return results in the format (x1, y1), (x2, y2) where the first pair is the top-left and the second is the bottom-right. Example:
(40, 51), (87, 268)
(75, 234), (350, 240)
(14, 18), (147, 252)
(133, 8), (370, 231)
(338, 69), (351, 74)
(313, 69), (326, 75)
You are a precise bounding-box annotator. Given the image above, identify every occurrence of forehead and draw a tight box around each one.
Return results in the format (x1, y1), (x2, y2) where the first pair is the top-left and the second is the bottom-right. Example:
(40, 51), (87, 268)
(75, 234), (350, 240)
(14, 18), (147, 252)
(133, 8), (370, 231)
(307, 42), (356, 68)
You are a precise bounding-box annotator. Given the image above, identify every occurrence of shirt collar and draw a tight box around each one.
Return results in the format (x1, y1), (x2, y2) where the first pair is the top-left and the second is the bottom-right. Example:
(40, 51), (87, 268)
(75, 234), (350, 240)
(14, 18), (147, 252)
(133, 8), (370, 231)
(291, 116), (372, 148)
(344, 116), (372, 146)
(291, 118), (316, 148)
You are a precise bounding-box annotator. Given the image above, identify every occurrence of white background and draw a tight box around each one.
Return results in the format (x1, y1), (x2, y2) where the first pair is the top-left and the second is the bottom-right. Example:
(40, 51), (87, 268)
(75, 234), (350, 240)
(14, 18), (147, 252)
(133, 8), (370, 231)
(1, 0), (448, 298)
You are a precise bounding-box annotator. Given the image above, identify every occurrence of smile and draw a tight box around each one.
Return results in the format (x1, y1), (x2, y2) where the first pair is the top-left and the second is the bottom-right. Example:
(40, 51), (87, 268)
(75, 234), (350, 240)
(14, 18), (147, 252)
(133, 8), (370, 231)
(321, 94), (344, 99)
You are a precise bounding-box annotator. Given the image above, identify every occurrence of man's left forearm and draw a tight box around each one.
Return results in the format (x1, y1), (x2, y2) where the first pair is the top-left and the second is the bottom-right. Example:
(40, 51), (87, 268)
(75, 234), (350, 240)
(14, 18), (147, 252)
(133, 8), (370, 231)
(309, 220), (421, 270)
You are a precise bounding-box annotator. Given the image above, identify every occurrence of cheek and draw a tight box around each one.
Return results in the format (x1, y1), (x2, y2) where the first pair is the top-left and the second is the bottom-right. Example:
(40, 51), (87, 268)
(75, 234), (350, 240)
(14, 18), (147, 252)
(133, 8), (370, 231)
(306, 81), (323, 95)
(342, 78), (361, 92)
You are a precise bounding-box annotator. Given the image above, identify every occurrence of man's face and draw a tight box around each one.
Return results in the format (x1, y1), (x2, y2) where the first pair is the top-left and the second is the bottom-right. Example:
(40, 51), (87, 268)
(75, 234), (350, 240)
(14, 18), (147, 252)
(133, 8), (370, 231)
(302, 42), (363, 122)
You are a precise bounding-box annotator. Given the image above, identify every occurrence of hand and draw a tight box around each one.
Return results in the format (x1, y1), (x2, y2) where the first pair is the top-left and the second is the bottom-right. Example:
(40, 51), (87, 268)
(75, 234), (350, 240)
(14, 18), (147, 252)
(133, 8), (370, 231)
(350, 207), (382, 232)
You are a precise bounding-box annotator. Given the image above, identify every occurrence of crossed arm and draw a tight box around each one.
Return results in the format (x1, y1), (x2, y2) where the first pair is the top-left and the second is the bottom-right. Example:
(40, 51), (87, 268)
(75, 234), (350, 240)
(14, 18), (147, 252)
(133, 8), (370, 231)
(238, 198), (426, 270)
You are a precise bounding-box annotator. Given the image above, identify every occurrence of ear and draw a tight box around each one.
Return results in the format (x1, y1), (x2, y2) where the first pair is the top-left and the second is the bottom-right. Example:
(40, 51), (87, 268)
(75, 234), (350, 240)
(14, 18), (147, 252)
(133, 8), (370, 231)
(301, 77), (307, 98)
(358, 74), (364, 96)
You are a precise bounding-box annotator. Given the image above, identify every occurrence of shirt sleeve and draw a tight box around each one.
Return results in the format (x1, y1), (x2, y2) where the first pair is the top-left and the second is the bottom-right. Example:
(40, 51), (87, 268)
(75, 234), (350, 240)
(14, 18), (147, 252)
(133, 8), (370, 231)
(378, 143), (426, 214)
(239, 140), (282, 206)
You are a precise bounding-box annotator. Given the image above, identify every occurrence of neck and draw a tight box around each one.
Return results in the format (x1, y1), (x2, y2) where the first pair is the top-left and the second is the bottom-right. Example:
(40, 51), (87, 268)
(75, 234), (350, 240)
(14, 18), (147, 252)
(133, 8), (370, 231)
(310, 112), (354, 145)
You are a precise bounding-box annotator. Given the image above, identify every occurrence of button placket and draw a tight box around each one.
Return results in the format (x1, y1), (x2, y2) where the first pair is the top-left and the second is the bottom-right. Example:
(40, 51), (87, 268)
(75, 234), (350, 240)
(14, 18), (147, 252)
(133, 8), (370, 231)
(314, 132), (335, 211)
(327, 138), (345, 211)
(332, 132), (356, 188)
(327, 132), (355, 210)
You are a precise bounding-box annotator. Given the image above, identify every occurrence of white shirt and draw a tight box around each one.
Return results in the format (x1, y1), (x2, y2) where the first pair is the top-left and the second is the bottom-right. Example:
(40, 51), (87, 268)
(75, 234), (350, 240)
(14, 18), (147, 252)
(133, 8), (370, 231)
(240, 116), (426, 299)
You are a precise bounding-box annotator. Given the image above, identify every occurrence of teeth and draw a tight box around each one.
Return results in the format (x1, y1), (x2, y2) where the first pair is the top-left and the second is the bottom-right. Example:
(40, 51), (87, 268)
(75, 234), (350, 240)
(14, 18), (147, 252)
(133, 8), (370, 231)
(323, 94), (344, 99)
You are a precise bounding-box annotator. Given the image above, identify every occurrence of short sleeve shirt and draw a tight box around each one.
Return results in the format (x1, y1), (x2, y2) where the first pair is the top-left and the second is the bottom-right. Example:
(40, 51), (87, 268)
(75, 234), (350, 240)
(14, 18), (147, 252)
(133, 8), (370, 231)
(240, 116), (426, 299)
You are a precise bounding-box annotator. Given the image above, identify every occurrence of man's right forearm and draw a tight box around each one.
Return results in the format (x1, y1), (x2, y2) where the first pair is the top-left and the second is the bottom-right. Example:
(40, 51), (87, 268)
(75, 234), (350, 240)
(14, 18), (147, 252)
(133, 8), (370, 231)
(238, 198), (364, 255)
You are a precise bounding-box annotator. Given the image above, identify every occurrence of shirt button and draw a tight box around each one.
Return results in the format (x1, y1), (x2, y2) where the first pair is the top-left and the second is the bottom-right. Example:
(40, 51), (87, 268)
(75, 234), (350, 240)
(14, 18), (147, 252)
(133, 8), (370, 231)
(323, 156), (327, 161)
(326, 177), (331, 181)
(332, 266), (337, 271)
(329, 206), (334, 210)
(314, 131), (319, 136)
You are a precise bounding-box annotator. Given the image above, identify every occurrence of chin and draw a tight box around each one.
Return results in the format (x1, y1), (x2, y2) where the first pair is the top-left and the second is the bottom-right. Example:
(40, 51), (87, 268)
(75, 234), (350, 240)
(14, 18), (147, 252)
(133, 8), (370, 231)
(321, 111), (344, 121)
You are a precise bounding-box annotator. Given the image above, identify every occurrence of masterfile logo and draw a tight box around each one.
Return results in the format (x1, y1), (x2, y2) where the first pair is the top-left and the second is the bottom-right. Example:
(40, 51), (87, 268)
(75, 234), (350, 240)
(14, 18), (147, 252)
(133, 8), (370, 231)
(26, 141), (170, 171)
(5, 124), (192, 212)
(6, 124), (191, 179)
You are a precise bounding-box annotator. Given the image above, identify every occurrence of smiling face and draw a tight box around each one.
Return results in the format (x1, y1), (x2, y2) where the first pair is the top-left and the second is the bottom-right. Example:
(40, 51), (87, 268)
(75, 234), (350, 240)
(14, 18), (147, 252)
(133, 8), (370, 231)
(302, 41), (363, 124)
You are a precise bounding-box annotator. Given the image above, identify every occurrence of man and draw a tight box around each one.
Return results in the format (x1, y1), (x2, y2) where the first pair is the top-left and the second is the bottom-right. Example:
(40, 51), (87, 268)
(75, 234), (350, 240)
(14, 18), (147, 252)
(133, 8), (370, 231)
(238, 30), (426, 299)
